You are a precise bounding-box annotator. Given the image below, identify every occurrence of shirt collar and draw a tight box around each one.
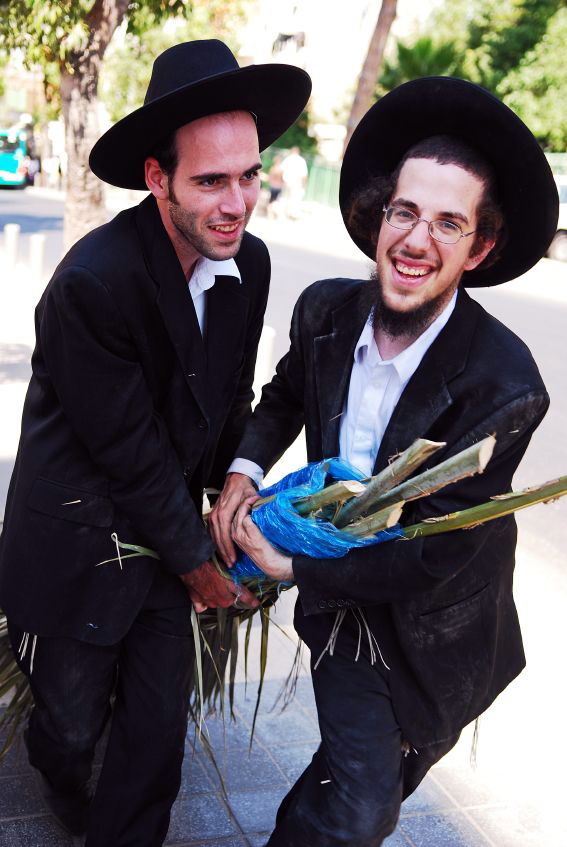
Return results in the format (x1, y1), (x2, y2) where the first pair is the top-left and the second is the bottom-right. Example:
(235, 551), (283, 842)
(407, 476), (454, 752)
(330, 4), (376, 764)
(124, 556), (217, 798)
(354, 291), (458, 384)
(188, 256), (241, 300)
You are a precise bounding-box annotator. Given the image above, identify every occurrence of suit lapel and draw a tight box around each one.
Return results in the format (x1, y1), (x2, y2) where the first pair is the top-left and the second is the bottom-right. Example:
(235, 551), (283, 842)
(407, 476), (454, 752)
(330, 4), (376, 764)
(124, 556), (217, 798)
(314, 289), (367, 457)
(136, 196), (208, 416)
(374, 289), (479, 472)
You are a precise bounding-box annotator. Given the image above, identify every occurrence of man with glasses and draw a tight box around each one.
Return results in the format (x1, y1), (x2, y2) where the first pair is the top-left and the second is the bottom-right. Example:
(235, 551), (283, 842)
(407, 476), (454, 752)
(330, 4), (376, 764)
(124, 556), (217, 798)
(211, 78), (558, 846)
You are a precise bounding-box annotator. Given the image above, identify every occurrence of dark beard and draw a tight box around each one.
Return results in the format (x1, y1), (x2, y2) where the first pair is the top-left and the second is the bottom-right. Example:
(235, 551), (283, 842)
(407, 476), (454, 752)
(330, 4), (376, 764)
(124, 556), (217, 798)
(362, 268), (456, 340)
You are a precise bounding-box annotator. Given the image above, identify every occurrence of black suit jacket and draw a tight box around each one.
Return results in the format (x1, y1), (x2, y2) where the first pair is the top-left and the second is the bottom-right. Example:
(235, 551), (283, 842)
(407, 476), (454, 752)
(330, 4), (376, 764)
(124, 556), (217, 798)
(237, 279), (549, 746)
(0, 195), (270, 644)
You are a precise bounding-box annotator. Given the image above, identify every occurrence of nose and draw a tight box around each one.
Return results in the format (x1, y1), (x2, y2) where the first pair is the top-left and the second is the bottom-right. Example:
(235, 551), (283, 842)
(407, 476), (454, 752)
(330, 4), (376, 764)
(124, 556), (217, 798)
(219, 182), (246, 218)
(403, 218), (432, 251)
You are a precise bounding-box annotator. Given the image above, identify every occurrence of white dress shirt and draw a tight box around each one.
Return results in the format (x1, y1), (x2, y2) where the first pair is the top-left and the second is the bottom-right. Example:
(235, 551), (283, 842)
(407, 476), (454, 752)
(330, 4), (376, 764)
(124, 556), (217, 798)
(229, 292), (457, 484)
(189, 256), (241, 334)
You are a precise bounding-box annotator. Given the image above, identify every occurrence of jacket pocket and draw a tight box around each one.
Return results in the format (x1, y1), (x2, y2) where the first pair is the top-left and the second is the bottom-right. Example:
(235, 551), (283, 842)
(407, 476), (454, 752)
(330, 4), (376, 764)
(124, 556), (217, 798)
(28, 478), (114, 528)
(416, 583), (490, 647)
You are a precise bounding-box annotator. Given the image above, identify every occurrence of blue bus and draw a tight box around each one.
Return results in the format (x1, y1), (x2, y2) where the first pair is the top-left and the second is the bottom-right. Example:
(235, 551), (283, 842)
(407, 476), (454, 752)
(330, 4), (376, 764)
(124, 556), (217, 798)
(0, 128), (30, 187)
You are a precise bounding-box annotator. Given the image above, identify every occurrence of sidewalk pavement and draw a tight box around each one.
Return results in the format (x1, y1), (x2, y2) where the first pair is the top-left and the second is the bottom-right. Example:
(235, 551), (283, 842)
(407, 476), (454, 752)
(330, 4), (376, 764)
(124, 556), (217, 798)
(1, 190), (567, 846)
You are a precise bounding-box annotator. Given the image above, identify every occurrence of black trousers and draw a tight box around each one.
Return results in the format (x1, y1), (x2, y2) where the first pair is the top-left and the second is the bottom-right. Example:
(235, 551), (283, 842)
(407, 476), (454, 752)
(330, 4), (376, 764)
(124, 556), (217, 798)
(9, 568), (195, 847)
(267, 614), (459, 847)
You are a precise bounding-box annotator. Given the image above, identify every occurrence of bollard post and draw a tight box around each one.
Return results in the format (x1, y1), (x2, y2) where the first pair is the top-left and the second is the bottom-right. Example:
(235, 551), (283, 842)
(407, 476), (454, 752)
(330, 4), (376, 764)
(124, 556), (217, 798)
(252, 325), (276, 408)
(3, 223), (21, 269)
(29, 233), (46, 283)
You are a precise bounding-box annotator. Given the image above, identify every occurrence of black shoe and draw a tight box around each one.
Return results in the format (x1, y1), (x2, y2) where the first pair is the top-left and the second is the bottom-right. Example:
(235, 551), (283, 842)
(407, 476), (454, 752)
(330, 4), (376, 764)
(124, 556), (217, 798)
(33, 767), (91, 836)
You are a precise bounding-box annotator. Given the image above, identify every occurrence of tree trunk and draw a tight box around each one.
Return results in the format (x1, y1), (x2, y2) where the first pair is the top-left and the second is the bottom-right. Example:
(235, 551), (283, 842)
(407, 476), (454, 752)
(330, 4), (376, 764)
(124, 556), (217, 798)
(343, 0), (398, 156)
(60, 0), (129, 250)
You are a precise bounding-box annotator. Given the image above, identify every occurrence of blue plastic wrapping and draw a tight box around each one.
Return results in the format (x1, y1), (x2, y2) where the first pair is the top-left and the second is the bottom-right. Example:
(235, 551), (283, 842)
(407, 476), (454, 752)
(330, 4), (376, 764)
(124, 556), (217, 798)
(231, 458), (404, 585)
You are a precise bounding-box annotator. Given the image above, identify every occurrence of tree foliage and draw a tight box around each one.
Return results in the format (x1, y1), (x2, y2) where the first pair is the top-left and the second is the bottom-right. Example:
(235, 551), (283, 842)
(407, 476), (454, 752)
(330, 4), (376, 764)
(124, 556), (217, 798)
(464, 0), (564, 91)
(100, 2), (246, 123)
(379, 36), (464, 92)
(498, 6), (567, 151)
(380, 0), (566, 151)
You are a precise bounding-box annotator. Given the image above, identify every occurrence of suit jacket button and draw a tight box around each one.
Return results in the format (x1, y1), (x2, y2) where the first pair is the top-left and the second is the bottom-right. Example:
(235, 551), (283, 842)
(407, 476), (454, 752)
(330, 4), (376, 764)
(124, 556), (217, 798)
(183, 466), (190, 477)
(197, 419), (207, 430)
(327, 600), (337, 609)
(318, 600), (328, 610)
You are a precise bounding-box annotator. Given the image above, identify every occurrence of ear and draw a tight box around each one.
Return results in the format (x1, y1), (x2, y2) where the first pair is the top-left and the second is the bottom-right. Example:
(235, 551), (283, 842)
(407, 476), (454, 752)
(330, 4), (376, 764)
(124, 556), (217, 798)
(144, 157), (169, 200)
(463, 237), (496, 271)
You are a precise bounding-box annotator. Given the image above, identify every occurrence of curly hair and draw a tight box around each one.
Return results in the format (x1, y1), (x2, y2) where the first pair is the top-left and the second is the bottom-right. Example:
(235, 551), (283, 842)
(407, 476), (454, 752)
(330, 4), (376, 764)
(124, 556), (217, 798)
(347, 135), (507, 270)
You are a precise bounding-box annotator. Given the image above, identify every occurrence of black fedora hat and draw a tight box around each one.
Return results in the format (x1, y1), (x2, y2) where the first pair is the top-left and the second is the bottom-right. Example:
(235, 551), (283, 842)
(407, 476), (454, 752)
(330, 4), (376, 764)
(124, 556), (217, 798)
(339, 77), (559, 287)
(90, 39), (312, 190)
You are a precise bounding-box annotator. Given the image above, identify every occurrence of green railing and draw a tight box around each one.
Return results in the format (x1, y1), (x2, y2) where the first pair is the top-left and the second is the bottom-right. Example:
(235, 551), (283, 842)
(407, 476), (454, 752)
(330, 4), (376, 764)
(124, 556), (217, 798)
(263, 146), (341, 208)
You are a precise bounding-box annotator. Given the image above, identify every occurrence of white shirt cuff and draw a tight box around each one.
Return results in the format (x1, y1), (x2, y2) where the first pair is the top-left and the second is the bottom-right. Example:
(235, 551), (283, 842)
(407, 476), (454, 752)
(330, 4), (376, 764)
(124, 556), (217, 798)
(227, 458), (264, 487)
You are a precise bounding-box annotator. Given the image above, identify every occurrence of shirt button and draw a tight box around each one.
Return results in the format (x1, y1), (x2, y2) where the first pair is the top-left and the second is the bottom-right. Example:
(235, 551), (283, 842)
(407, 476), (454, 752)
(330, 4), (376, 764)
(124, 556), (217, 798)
(197, 419), (207, 430)
(318, 600), (328, 610)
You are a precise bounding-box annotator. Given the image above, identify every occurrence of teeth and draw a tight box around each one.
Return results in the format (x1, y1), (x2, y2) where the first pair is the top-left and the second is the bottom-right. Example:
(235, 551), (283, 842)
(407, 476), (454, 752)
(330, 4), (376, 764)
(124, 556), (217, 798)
(395, 262), (428, 277)
(211, 224), (237, 232)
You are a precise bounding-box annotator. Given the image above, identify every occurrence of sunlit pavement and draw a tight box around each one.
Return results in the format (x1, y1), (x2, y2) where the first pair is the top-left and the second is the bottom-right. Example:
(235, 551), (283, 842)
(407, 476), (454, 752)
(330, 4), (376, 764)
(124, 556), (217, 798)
(0, 192), (566, 846)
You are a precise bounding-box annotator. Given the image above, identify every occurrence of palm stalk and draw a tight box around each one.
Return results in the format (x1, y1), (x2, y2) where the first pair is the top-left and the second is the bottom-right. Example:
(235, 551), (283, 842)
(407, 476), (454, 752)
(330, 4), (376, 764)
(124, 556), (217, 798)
(400, 475), (567, 538)
(343, 501), (405, 538)
(291, 480), (367, 517)
(353, 435), (496, 516)
(335, 438), (445, 527)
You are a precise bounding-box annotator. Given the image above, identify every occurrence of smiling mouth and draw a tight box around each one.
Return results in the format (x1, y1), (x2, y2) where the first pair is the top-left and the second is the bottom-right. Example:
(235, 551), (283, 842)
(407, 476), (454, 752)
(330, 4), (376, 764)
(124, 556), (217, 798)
(209, 222), (241, 234)
(392, 258), (437, 281)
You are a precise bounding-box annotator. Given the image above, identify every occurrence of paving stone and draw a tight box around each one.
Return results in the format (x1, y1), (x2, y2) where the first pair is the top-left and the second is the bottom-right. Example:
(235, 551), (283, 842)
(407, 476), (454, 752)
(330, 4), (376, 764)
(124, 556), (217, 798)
(383, 827), (413, 846)
(166, 792), (236, 842)
(399, 810), (493, 846)
(227, 788), (282, 833)
(179, 750), (217, 795)
(0, 734), (30, 777)
(251, 707), (320, 748)
(465, 803), (565, 847)
(0, 815), (73, 846)
(400, 773), (459, 815)
(430, 764), (502, 808)
(246, 836), (269, 847)
(201, 746), (288, 793)
(287, 677), (316, 709)
(188, 713), (253, 755)
(266, 741), (316, 785)
(0, 773), (46, 817)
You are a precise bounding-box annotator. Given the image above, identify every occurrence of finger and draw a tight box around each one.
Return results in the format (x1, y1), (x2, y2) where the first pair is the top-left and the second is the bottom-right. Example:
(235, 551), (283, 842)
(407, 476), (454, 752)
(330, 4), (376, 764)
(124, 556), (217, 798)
(210, 497), (239, 566)
(238, 585), (260, 608)
(190, 591), (208, 613)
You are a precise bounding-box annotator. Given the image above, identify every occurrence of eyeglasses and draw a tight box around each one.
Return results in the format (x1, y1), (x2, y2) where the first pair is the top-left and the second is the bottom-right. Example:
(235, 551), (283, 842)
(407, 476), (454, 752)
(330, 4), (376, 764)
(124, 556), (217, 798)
(382, 205), (476, 244)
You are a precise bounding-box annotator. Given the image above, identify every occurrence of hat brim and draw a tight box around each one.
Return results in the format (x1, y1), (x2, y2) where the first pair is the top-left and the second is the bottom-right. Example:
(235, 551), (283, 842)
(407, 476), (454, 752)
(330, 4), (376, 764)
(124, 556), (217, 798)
(339, 77), (559, 287)
(89, 63), (311, 190)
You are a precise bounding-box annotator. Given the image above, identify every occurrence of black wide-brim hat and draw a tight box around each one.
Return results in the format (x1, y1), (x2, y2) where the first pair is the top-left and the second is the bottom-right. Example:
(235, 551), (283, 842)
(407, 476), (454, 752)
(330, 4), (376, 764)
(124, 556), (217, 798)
(339, 77), (559, 287)
(89, 39), (312, 190)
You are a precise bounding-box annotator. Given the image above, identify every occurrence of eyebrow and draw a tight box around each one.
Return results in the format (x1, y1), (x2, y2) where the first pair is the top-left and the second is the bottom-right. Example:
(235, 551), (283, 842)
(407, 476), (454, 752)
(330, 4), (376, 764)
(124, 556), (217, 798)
(392, 197), (470, 225)
(190, 161), (263, 182)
